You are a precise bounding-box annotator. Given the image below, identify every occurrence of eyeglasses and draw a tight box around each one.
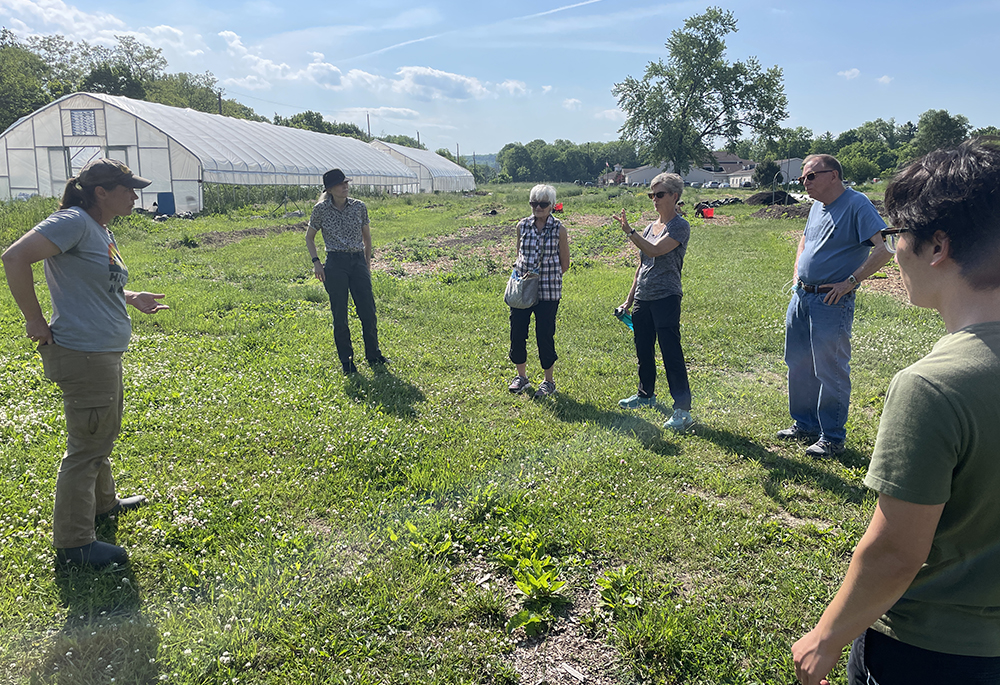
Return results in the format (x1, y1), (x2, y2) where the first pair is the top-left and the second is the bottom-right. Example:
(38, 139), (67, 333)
(796, 169), (835, 184)
(648, 191), (670, 199)
(881, 227), (910, 253)
(529, 201), (551, 209)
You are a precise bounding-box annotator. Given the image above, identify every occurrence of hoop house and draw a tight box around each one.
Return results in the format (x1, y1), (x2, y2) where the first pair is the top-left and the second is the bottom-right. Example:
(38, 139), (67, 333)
(0, 93), (419, 211)
(370, 140), (475, 193)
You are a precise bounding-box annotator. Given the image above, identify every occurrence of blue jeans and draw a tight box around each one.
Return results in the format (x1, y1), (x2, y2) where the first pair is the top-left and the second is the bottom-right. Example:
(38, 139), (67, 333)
(784, 289), (854, 443)
(323, 251), (381, 366)
(848, 628), (1000, 684)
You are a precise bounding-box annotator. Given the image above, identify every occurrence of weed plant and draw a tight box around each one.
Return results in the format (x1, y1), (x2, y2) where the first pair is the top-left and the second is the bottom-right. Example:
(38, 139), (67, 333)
(1, 189), (945, 684)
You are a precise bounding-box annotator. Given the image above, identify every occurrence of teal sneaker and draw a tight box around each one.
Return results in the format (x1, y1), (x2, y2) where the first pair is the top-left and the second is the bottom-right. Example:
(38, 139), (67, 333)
(619, 394), (657, 409)
(664, 408), (694, 431)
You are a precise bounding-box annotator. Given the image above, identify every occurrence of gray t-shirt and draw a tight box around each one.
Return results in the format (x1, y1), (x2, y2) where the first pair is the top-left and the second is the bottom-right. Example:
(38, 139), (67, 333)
(634, 214), (690, 301)
(34, 207), (132, 352)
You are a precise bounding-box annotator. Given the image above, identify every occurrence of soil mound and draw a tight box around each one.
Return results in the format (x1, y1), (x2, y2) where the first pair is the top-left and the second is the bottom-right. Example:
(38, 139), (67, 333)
(746, 190), (798, 206)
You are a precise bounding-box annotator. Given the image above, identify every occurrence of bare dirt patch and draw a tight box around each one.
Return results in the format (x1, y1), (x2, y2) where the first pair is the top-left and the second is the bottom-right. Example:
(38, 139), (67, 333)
(182, 221), (309, 248)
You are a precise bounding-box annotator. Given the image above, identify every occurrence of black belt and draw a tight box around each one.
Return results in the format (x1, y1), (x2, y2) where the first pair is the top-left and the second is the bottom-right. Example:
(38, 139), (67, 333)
(798, 281), (833, 294)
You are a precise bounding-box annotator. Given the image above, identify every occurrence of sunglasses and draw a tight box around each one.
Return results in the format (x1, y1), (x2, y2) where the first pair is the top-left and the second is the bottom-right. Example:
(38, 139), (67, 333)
(648, 191), (671, 199)
(881, 227), (910, 253)
(529, 201), (551, 209)
(796, 169), (835, 184)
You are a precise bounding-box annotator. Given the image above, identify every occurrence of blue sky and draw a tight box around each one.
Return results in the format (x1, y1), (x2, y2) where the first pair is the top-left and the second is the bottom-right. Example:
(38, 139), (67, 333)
(3, 0), (998, 155)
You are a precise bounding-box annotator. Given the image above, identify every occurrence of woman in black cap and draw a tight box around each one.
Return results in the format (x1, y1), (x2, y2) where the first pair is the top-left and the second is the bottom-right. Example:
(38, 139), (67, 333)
(2, 158), (168, 567)
(306, 168), (388, 375)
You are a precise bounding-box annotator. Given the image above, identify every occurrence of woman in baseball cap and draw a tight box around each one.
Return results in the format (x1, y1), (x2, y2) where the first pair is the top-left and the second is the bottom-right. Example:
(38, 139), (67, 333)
(1, 158), (166, 568)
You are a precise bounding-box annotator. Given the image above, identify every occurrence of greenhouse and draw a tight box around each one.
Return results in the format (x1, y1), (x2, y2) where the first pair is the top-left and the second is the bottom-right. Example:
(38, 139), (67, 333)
(0, 93), (420, 212)
(370, 140), (475, 193)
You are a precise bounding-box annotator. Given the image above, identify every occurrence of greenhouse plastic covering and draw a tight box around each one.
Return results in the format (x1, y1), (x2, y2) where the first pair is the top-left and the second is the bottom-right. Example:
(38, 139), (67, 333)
(87, 94), (419, 189)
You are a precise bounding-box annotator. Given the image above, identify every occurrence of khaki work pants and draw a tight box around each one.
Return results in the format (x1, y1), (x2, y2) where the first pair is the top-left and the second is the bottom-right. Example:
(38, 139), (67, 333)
(39, 344), (124, 549)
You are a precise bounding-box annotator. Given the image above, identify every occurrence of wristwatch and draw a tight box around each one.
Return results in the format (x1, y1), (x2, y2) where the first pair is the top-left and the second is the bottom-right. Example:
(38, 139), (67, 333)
(848, 274), (858, 287)
(629, 228), (637, 236)
(312, 256), (321, 264)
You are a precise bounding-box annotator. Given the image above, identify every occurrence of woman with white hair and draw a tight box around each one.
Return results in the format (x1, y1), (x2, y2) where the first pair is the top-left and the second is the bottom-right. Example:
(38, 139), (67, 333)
(507, 184), (570, 398)
(615, 172), (694, 431)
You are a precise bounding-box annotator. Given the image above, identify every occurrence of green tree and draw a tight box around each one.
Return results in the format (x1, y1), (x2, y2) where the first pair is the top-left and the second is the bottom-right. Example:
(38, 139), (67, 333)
(809, 132), (837, 156)
(840, 154), (880, 184)
(754, 126), (813, 161)
(147, 71), (220, 111)
(497, 143), (535, 182)
(909, 109), (971, 157)
(753, 159), (782, 187)
(273, 111), (367, 140)
(377, 134), (425, 149)
(837, 141), (897, 177)
(0, 31), (50, 131)
(81, 62), (146, 99)
(612, 7), (787, 174)
(725, 138), (754, 161)
(972, 125), (1000, 138)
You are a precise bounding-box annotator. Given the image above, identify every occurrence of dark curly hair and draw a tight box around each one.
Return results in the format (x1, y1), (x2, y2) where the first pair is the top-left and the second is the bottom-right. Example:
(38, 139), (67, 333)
(884, 138), (1000, 291)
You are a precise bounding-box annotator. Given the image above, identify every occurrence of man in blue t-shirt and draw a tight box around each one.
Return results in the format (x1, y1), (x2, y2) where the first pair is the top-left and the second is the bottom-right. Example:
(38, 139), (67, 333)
(779, 155), (892, 457)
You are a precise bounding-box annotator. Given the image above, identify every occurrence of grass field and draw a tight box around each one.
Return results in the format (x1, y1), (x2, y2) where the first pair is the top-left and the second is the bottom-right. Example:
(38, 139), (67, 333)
(0, 184), (943, 684)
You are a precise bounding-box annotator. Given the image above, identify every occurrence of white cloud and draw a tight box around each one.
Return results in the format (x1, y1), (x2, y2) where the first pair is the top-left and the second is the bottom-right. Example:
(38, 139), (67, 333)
(877, 75), (893, 85)
(595, 108), (625, 122)
(222, 74), (271, 90)
(392, 66), (492, 100)
(837, 68), (861, 80)
(220, 31), (345, 89)
(1, 0), (125, 38)
(563, 98), (582, 110)
(498, 80), (528, 96)
(542, 85), (553, 94)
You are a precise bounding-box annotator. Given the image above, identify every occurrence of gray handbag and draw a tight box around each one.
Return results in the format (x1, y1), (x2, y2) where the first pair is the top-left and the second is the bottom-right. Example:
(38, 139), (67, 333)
(504, 225), (545, 309)
(504, 268), (540, 309)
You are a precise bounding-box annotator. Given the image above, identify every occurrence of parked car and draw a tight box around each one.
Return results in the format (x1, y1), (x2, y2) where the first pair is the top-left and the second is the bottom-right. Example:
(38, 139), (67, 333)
(690, 182), (703, 188)
(741, 181), (753, 188)
(720, 183), (730, 188)
(584, 182), (594, 187)
(707, 181), (720, 188)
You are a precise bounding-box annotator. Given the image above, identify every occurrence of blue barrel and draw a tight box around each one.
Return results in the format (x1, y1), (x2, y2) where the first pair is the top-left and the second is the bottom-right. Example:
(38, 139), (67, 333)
(156, 192), (175, 215)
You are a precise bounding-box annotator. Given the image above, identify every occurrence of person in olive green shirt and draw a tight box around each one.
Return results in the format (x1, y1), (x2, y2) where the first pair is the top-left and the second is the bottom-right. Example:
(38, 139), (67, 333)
(793, 138), (1000, 685)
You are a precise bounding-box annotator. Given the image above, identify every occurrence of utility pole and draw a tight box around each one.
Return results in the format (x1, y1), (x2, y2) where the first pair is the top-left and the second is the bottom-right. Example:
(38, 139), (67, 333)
(417, 131), (420, 147)
(366, 113), (371, 138)
(456, 143), (460, 165)
(218, 91), (222, 115)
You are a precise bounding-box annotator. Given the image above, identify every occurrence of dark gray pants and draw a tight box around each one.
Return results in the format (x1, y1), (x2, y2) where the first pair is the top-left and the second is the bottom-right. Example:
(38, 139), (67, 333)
(323, 251), (381, 366)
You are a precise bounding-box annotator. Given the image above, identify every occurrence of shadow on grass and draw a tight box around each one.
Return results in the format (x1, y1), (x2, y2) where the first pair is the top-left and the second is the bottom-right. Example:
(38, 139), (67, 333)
(30, 520), (161, 684)
(694, 424), (868, 505)
(542, 394), (680, 457)
(345, 366), (426, 417)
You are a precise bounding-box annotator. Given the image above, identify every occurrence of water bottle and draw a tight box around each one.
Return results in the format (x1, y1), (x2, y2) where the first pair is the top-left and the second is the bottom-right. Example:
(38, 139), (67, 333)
(614, 306), (633, 331)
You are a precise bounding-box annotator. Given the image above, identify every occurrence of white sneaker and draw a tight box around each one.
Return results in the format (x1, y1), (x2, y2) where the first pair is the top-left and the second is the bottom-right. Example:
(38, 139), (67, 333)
(664, 408), (694, 431)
